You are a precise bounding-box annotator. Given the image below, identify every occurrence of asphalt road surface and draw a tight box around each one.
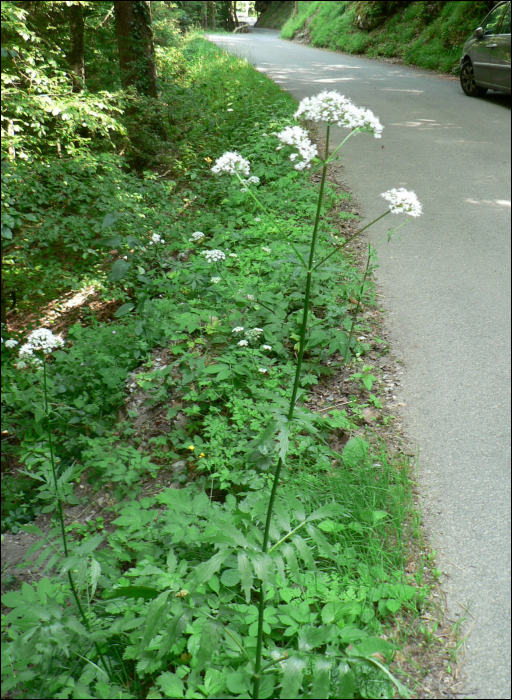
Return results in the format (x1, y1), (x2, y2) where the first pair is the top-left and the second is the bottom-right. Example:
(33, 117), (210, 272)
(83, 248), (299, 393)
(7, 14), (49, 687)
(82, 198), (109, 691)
(207, 29), (511, 699)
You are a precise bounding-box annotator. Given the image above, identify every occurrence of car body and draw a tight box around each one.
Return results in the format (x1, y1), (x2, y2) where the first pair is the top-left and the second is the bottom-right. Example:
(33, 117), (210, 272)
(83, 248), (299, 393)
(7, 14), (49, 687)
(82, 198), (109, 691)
(460, 0), (511, 96)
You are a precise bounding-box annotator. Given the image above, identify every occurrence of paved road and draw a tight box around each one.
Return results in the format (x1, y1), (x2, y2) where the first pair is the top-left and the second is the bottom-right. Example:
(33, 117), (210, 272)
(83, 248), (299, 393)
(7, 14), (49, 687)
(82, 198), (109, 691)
(207, 29), (512, 699)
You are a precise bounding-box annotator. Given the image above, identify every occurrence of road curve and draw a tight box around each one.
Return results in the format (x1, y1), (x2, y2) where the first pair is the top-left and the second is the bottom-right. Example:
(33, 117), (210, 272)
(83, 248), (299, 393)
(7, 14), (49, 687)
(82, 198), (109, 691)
(207, 29), (511, 699)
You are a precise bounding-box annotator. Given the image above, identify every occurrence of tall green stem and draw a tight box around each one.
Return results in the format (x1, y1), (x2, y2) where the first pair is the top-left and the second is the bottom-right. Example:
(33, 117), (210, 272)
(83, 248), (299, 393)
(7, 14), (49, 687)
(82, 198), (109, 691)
(252, 125), (331, 700)
(43, 363), (114, 682)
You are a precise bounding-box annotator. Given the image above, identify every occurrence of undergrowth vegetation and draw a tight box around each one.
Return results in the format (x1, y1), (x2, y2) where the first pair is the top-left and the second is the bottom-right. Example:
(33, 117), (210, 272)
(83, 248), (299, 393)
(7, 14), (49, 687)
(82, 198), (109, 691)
(281, 1), (496, 73)
(2, 5), (429, 698)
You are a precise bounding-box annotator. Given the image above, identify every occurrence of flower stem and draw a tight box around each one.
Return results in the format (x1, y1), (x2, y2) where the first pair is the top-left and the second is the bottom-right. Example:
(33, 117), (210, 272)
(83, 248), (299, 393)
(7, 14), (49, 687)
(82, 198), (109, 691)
(43, 363), (115, 683)
(252, 125), (331, 700)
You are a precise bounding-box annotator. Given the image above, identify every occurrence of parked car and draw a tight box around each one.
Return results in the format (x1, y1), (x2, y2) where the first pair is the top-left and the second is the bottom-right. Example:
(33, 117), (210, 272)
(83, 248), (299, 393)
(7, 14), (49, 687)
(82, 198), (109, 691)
(460, 0), (511, 96)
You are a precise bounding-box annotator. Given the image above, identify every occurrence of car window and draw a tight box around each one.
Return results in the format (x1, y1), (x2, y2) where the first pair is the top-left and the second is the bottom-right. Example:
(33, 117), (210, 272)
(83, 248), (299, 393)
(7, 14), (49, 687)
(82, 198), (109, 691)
(482, 3), (506, 35)
(499, 3), (511, 34)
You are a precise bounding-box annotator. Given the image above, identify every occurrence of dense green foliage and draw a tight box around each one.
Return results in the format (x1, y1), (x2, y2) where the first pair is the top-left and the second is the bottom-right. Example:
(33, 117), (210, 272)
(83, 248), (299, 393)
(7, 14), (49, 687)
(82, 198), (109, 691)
(280, 1), (497, 72)
(1, 3), (429, 698)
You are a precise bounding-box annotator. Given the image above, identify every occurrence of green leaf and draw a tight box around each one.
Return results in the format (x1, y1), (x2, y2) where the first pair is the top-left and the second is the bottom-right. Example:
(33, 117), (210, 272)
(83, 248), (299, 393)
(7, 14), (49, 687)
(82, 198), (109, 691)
(114, 302), (135, 317)
(156, 672), (184, 699)
(104, 585), (160, 601)
(220, 568), (240, 586)
(140, 591), (171, 649)
(226, 669), (251, 694)
(337, 661), (355, 699)
(1, 225), (13, 239)
(260, 673), (276, 699)
(101, 212), (122, 230)
(311, 657), (332, 699)
(96, 235), (122, 247)
(280, 655), (306, 699)
(108, 258), (131, 282)
(196, 619), (222, 671)
(192, 550), (229, 586)
(238, 551), (253, 603)
(342, 437), (369, 467)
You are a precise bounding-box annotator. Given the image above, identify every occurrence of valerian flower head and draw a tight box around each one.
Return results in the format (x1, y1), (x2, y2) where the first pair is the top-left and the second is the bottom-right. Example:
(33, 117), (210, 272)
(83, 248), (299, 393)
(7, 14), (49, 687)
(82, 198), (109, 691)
(232, 327), (244, 333)
(381, 188), (422, 217)
(201, 249), (226, 263)
(211, 151), (251, 177)
(261, 246), (271, 254)
(245, 328), (264, 341)
(237, 339), (249, 347)
(4, 339), (18, 348)
(262, 344), (272, 351)
(294, 91), (383, 138)
(229, 253), (238, 258)
(258, 368), (269, 373)
(211, 277), (221, 284)
(149, 233), (165, 245)
(189, 231), (205, 242)
(275, 125), (318, 170)
(18, 328), (64, 367)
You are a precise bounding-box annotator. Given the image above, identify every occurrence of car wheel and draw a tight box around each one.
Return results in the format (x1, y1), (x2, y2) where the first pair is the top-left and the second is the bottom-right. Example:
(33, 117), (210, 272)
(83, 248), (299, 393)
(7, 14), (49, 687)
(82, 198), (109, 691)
(460, 60), (488, 97)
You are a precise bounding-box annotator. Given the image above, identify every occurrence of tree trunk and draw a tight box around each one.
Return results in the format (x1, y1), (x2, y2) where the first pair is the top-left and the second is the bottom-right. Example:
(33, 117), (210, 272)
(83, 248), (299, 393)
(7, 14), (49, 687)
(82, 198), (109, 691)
(233, 0), (239, 25)
(67, 2), (85, 92)
(209, 1), (216, 30)
(114, 1), (157, 97)
(227, 0), (235, 30)
(294, 1), (299, 16)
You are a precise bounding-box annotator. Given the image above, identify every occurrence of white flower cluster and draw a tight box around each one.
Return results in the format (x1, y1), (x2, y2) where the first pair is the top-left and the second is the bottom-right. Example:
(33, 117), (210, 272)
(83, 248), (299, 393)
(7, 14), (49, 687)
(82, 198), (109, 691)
(238, 339), (249, 347)
(294, 91), (383, 139)
(211, 277), (221, 284)
(245, 327), (264, 341)
(229, 253), (238, 258)
(262, 344), (272, 351)
(149, 233), (165, 245)
(201, 249), (226, 263)
(18, 328), (64, 367)
(381, 188), (423, 217)
(261, 246), (271, 254)
(4, 338), (18, 348)
(211, 151), (251, 177)
(275, 126), (318, 170)
(258, 368), (268, 374)
(232, 326), (244, 333)
(241, 175), (260, 187)
(189, 231), (205, 242)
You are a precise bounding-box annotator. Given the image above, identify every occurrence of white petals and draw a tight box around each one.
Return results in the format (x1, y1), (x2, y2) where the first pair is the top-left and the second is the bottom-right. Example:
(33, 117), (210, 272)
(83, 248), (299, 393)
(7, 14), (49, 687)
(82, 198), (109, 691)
(229, 253), (238, 258)
(211, 277), (221, 284)
(232, 326), (244, 333)
(18, 328), (64, 363)
(294, 91), (383, 138)
(258, 368), (268, 373)
(211, 151), (251, 177)
(238, 339), (249, 346)
(201, 249), (226, 263)
(149, 233), (165, 244)
(262, 344), (272, 351)
(4, 339), (18, 348)
(189, 231), (205, 242)
(275, 125), (318, 170)
(381, 188), (422, 217)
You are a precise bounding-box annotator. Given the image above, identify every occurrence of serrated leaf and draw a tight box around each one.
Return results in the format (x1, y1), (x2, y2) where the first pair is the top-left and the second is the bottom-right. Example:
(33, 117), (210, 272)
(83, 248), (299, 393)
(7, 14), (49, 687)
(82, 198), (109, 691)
(140, 591), (170, 649)
(282, 543), (301, 584)
(196, 619), (222, 671)
(108, 258), (131, 282)
(260, 673), (276, 699)
(192, 550), (229, 586)
(311, 657), (332, 698)
(250, 551), (273, 585)
(238, 551), (253, 603)
(280, 655), (306, 699)
(291, 535), (315, 569)
(156, 672), (184, 698)
(337, 661), (356, 699)
(226, 669), (251, 694)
